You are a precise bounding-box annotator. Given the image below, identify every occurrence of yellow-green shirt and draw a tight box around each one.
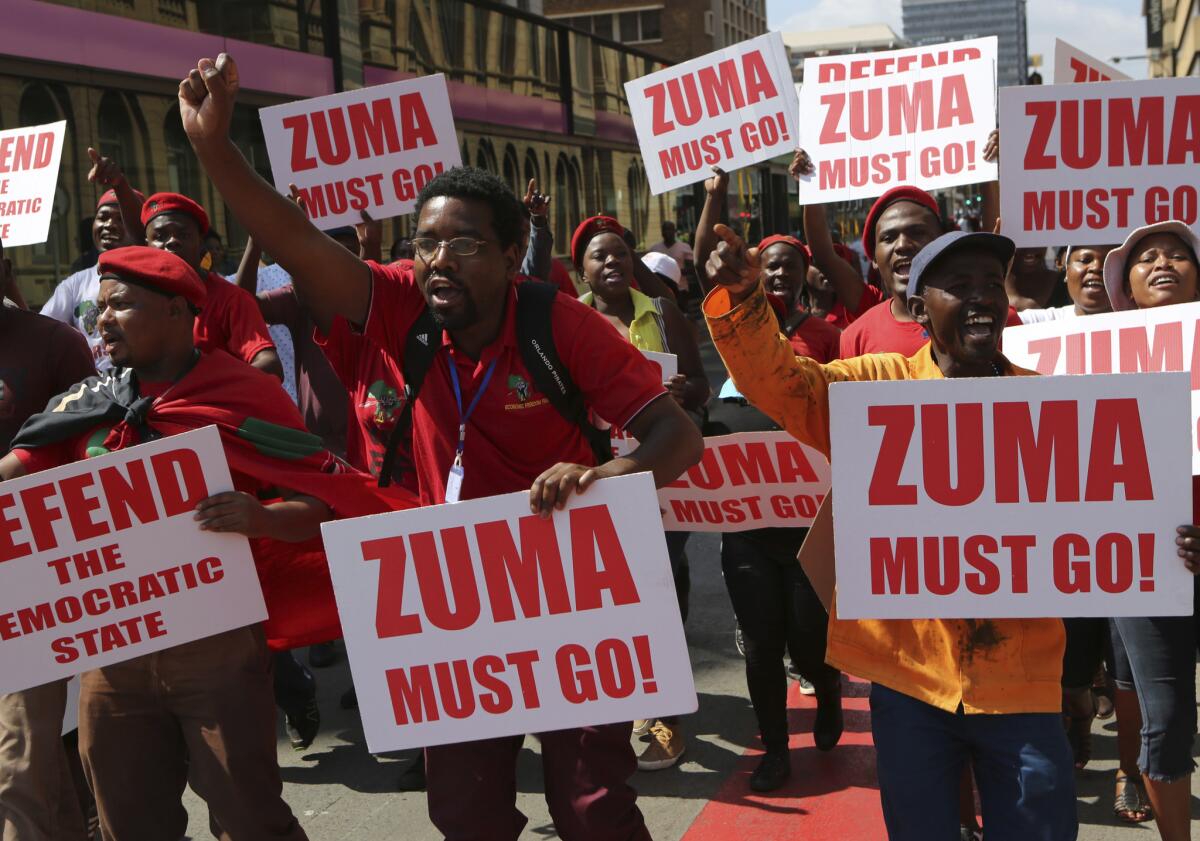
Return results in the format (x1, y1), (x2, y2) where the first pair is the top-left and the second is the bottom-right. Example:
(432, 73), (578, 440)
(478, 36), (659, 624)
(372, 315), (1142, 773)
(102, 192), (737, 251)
(580, 288), (667, 353)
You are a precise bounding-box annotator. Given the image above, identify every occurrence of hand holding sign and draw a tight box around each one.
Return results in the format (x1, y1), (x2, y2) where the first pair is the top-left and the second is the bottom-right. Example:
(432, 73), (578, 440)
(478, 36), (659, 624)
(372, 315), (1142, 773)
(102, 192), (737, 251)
(179, 53), (239, 150)
(705, 224), (760, 305)
(704, 166), (729, 196)
(788, 149), (814, 181)
(1178, 525), (1200, 573)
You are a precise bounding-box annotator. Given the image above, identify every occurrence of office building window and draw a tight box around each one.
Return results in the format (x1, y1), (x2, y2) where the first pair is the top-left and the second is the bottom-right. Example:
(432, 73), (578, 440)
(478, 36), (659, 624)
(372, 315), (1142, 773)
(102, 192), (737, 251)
(555, 7), (663, 44)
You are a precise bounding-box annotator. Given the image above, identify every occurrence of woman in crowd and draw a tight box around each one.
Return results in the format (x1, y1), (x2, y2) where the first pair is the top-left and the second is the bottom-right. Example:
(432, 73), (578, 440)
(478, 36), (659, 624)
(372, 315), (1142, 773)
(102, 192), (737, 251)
(1101, 220), (1200, 841)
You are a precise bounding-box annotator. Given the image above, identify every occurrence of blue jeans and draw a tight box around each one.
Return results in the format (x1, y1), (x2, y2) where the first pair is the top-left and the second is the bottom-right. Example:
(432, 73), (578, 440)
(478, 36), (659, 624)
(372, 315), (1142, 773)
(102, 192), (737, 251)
(870, 684), (1077, 841)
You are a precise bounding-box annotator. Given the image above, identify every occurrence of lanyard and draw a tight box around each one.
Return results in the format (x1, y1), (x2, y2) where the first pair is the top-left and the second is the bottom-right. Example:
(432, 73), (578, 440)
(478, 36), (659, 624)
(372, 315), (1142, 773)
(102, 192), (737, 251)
(447, 354), (498, 466)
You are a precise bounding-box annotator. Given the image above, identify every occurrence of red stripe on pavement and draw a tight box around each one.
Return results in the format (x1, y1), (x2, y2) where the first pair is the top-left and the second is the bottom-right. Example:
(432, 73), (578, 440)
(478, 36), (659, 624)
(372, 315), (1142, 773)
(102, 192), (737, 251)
(681, 677), (886, 840)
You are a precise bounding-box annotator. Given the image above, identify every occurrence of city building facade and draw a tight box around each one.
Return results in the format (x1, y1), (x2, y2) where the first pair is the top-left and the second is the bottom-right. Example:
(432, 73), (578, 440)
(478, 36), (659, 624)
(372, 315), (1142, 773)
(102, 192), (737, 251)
(1145, 0), (1198, 78)
(901, 0), (1029, 87)
(783, 23), (908, 84)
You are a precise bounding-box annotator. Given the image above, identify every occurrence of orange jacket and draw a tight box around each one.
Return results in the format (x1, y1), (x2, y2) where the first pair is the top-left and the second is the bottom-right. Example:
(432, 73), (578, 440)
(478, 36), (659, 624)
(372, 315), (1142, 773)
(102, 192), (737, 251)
(704, 284), (1065, 714)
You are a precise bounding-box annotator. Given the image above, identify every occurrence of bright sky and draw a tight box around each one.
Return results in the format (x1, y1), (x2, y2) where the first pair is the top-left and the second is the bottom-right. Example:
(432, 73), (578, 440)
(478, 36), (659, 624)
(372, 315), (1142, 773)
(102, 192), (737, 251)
(767, 0), (1149, 80)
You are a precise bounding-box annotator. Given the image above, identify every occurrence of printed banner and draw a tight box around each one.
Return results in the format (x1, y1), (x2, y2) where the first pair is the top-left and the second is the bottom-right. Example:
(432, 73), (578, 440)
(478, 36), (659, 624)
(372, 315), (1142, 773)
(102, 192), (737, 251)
(320, 473), (696, 753)
(611, 351), (677, 458)
(1053, 39), (1130, 84)
(796, 38), (998, 203)
(660, 431), (830, 532)
(625, 33), (799, 195)
(828, 374), (1193, 619)
(1005, 303), (1200, 473)
(260, 75), (461, 229)
(999, 77), (1200, 248)
(0, 121), (65, 248)
(0, 427), (266, 693)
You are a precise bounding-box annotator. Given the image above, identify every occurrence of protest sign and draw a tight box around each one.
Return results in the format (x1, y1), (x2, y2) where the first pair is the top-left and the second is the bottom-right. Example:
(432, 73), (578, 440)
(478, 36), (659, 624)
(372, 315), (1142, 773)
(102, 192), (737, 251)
(1053, 39), (1130, 84)
(320, 473), (696, 753)
(1005, 302), (1200, 473)
(828, 374), (1192, 619)
(999, 77), (1200, 248)
(260, 75), (461, 229)
(625, 33), (799, 195)
(0, 121), (65, 247)
(660, 431), (830, 532)
(796, 38), (997, 204)
(610, 351), (677, 458)
(0, 427), (267, 694)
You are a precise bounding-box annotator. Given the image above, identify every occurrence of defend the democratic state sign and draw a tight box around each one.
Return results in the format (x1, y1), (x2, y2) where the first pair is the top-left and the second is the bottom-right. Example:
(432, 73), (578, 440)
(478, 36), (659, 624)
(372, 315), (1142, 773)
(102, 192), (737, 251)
(0, 121), (66, 248)
(0, 427), (267, 693)
(828, 374), (1192, 620)
(999, 77), (1200, 248)
(660, 431), (830, 532)
(259, 74), (461, 229)
(1005, 302), (1200, 473)
(1053, 39), (1130, 84)
(796, 37), (998, 204)
(320, 473), (696, 753)
(625, 33), (799, 195)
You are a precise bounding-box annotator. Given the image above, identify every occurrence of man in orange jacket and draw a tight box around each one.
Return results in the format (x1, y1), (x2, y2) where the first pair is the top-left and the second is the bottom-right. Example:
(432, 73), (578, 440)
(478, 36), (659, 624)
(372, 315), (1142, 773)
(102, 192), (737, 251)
(704, 225), (1079, 840)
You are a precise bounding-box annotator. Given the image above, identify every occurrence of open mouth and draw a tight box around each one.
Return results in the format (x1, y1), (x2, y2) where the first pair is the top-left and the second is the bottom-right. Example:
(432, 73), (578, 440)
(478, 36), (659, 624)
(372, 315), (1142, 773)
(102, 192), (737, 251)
(891, 259), (912, 280)
(602, 269), (626, 284)
(767, 278), (789, 294)
(428, 277), (464, 307)
(98, 233), (121, 248)
(962, 312), (997, 338)
(1149, 271), (1181, 288)
(1080, 274), (1104, 290)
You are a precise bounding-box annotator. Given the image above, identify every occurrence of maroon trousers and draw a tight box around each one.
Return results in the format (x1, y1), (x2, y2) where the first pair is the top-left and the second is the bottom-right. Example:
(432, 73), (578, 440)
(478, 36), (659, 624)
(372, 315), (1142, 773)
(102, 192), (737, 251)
(425, 723), (652, 841)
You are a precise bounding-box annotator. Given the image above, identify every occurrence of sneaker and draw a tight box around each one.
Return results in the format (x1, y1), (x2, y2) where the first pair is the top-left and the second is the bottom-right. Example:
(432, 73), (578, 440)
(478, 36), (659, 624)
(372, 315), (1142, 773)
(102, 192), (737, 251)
(632, 719), (653, 737)
(396, 751), (426, 792)
(734, 623), (745, 657)
(797, 676), (815, 695)
(637, 721), (685, 771)
(749, 749), (790, 792)
(285, 698), (320, 750)
(308, 641), (339, 669)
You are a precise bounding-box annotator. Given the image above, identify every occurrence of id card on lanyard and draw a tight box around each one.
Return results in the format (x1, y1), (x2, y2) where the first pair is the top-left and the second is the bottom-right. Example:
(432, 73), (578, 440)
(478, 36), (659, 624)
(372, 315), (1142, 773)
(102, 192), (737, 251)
(445, 354), (499, 503)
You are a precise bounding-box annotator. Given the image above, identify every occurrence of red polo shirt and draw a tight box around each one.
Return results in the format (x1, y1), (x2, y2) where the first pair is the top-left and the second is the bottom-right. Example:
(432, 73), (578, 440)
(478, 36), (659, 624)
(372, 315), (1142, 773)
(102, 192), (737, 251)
(825, 283), (883, 330)
(195, 272), (276, 365)
(839, 298), (1023, 358)
(363, 262), (667, 505)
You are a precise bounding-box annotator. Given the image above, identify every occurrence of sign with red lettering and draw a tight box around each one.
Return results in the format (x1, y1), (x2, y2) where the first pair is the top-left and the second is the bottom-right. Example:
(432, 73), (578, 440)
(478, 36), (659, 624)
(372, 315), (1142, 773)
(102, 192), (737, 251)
(999, 77), (1200, 248)
(659, 431), (830, 531)
(1005, 303), (1200, 473)
(828, 374), (1193, 619)
(0, 427), (266, 693)
(1053, 39), (1130, 85)
(0, 121), (65, 248)
(319, 473), (695, 752)
(625, 33), (798, 195)
(796, 38), (997, 204)
(259, 75), (461, 229)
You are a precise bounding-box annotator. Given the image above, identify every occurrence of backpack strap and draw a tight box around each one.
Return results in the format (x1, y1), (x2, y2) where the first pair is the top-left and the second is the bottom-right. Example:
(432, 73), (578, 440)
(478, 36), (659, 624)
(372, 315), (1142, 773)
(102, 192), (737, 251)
(514, 282), (613, 465)
(784, 309), (811, 337)
(377, 308), (440, 487)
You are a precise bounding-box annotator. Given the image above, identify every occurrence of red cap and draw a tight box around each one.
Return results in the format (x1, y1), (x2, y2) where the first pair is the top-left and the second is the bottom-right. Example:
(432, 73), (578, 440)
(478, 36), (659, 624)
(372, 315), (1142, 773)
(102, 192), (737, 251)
(757, 234), (811, 269)
(861, 186), (940, 258)
(141, 192), (210, 236)
(98, 245), (206, 308)
(97, 188), (146, 211)
(571, 215), (625, 267)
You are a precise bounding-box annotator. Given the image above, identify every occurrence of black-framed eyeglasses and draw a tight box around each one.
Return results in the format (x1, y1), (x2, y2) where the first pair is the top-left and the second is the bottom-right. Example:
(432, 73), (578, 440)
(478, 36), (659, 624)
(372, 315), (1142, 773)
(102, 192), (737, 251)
(411, 237), (489, 262)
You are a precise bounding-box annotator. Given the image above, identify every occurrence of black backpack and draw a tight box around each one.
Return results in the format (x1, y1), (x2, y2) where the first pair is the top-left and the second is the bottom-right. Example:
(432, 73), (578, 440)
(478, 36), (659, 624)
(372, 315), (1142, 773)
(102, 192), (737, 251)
(377, 281), (612, 487)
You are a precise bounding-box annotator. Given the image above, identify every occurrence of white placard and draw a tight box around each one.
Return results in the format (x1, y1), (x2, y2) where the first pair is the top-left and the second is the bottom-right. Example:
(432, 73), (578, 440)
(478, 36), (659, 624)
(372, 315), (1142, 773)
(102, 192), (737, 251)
(660, 431), (830, 532)
(999, 77), (1200, 248)
(828, 374), (1193, 619)
(610, 351), (677, 458)
(625, 33), (799, 195)
(320, 473), (696, 753)
(0, 427), (267, 693)
(0, 121), (66, 248)
(260, 75), (462, 229)
(797, 38), (997, 204)
(1053, 39), (1130, 84)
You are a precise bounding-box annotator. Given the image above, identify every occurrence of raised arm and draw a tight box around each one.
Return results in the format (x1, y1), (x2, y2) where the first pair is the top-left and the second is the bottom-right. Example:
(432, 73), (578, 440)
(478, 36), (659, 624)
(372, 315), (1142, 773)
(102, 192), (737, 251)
(981, 129), (1000, 234)
(520, 179), (553, 282)
(234, 234), (263, 295)
(88, 147), (146, 244)
(693, 166), (729, 295)
(793, 150), (866, 312)
(178, 54), (371, 327)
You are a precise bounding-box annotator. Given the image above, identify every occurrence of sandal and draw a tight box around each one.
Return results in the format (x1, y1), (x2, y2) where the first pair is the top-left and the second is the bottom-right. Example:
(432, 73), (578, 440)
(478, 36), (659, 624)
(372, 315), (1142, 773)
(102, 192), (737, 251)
(1113, 773), (1154, 824)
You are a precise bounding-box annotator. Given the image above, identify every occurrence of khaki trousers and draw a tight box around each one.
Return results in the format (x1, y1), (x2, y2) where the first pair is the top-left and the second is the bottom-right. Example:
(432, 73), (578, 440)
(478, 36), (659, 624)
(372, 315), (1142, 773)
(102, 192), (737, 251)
(79, 624), (307, 841)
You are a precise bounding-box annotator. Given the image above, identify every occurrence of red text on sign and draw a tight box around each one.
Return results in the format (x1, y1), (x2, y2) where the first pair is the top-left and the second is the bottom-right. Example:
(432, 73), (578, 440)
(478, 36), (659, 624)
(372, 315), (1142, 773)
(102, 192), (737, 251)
(815, 45), (983, 83)
(1053, 532), (1157, 593)
(0, 132), (56, 173)
(870, 534), (1037, 596)
(283, 93), (438, 171)
(657, 114), (790, 181)
(646, 50), (779, 137)
(818, 75), (974, 144)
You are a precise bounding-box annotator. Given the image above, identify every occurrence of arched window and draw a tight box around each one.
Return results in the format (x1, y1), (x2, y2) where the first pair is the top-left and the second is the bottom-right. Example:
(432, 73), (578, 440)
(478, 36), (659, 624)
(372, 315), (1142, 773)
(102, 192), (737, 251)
(554, 154), (582, 240)
(97, 91), (141, 190)
(163, 106), (200, 199)
(475, 139), (497, 174)
(502, 145), (521, 195)
(523, 149), (539, 189)
(19, 83), (71, 263)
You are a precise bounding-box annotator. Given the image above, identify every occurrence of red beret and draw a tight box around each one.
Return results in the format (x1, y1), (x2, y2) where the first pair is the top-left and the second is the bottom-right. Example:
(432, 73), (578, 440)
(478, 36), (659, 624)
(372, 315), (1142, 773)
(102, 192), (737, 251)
(571, 215), (625, 267)
(97, 188), (146, 211)
(861, 186), (941, 258)
(141, 192), (210, 236)
(98, 245), (207, 308)
(757, 235), (810, 269)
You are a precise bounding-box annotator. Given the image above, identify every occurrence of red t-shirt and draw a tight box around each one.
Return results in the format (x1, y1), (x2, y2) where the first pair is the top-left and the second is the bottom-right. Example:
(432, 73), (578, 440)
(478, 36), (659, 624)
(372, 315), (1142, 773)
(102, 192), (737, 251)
(787, 315), (842, 363)
(826, 283), (883, 330)
(549, 259), (578, 298)
(362, 262), (667, 505)
(315, 317), (416, 492)
(195, 272), (276, 365)
(839, 298), (1023, 357)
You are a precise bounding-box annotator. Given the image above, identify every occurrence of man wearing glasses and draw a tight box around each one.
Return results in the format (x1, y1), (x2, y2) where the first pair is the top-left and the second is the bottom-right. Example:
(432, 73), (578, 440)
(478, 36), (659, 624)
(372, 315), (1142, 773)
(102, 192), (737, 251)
(179, 53), (703, 841)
